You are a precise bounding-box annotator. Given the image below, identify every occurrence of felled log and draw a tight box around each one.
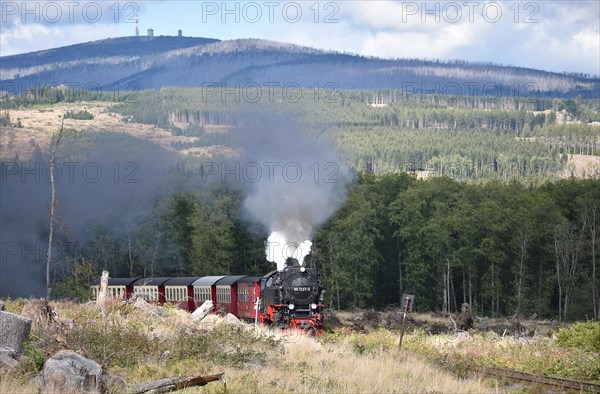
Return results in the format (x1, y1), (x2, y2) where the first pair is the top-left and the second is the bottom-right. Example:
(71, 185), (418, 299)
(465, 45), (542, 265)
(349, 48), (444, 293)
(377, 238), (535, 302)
(134, 372), (225, 394)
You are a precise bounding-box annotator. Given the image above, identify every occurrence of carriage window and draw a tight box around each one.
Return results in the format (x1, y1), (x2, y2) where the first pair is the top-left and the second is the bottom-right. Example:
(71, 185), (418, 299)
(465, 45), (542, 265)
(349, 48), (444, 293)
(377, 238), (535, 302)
(134, 286), (158, 301)
(217, 286), (230, 303)
(166, 286), (187, 302)
(194, 286), (211, 302)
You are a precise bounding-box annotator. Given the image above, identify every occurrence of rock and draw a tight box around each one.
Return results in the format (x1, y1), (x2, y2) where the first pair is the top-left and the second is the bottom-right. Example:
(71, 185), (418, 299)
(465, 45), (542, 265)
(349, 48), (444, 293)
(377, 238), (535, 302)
(222, 313), (240, 325)
(550, 320), (558, 330)
(133, 297), (166, 318)
(191, 300), (213, 321)
(475, 316), (489, 330)
(198, 314), (222, 329)
(0, 347), (19, 368)
(102, 372), (127, 393)
(0, 311), (32, 353)
(40, 351), (103, 394)
(0, 300), (5, 311)
(528, 313), (538, 320)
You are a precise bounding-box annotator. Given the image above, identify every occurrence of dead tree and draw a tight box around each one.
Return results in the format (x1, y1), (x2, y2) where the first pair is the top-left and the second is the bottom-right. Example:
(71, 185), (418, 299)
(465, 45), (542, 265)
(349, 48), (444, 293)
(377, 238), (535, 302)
(46, 119), (64, 300)
(134, 372), (225, 394)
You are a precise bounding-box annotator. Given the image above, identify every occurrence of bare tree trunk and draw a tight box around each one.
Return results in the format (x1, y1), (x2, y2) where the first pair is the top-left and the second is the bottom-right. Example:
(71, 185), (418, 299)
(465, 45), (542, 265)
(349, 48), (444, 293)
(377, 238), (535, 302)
(150, 231), (162, 277)
(515, 229), (530, 317)
(491, 263), (495, 317)
(398, 247), (403, 305)
(554, 234), (562, 322)
(589, 205), (598, 320)
(447, 259), (451, 313)
(469, 273), (472, 308)
(46, 119), (64, 300)
(442, 270), (448, 314)
(336, 282), (340, 311)
(127, 228), (134, 277)
(450, 271), (457, 313)
(462, 270), (466, 304)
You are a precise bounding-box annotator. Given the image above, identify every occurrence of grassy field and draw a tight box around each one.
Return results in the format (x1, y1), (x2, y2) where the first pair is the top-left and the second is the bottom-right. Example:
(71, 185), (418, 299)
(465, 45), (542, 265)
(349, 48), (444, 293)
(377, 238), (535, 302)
(0, 299), (501, 393)
(2, 299), (599, 393)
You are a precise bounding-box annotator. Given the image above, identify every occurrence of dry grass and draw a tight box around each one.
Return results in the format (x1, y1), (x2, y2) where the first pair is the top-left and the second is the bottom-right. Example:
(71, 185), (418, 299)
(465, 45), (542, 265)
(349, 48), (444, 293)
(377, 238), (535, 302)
(1, 299), (497, 393)
(0, 102), (242, 161)
(403, 330), (600, 382)
(0, 369), (38, 394)
(193, 334), (495, 394)
(0, 371), (38, 394)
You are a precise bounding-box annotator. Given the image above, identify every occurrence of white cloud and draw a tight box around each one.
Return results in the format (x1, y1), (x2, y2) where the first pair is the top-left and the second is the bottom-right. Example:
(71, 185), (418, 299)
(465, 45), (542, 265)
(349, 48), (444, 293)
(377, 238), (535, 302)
(0, 21), (120, 56)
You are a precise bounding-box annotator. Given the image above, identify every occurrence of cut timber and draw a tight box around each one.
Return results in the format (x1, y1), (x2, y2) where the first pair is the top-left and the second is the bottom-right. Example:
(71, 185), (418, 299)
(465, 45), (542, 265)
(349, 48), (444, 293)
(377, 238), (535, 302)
(134, 372), (225, 394)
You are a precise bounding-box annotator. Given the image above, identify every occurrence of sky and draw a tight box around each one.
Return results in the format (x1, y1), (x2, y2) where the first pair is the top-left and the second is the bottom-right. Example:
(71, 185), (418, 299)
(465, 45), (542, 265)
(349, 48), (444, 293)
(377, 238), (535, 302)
(1, 0), (599, 75)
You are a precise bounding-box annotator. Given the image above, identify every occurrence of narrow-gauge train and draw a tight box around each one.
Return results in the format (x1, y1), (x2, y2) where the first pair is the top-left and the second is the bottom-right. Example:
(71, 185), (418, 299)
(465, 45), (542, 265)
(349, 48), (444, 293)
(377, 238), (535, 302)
(91, 259), (325, 332)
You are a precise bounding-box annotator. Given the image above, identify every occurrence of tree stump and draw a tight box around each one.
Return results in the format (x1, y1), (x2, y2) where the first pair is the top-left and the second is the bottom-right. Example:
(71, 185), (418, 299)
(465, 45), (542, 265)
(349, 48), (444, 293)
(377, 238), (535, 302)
(21, 299), (55, 331)
(97, 271), (109, 306)
(0, 311), (32, 353)
(457, 303), (473, 331)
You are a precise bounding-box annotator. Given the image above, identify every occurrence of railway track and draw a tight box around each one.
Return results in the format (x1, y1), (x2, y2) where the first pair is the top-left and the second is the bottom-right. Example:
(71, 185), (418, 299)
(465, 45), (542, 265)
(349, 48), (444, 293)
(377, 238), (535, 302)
(475, 366), (600, 393)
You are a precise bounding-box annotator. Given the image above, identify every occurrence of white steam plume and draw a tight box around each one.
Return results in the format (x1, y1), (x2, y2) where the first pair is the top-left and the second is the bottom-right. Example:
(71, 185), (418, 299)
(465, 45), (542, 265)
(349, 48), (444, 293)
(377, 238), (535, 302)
(239, 113), (346, 271)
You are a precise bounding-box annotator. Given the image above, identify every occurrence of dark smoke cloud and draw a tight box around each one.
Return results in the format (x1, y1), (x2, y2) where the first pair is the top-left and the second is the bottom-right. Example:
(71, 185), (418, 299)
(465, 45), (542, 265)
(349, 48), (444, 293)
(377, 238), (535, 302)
(0, 132), (187, 297)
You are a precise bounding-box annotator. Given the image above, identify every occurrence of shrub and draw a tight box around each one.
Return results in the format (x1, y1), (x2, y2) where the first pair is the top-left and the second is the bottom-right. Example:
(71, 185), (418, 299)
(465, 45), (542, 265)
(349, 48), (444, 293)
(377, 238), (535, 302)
(64, 109), (94, 120)
(555, 321), (600, 353)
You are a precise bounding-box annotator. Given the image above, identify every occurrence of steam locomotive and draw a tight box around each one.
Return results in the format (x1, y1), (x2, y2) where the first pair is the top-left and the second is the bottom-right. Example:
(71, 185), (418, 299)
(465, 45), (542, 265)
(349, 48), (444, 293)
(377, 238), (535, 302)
(91, 258), (325, 332)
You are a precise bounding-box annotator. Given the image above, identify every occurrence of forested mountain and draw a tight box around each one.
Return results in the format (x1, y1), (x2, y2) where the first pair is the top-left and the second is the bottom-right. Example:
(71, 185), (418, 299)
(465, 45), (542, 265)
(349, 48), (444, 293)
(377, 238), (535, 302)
(1, 36), (598, 97)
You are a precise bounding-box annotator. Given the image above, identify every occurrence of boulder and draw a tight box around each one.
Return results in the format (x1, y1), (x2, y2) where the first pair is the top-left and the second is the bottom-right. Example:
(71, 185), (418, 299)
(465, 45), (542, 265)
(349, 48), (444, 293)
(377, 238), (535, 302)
(191, 300), (213, 321)
(40, 351), (103, 394)
(102, 372), (127, 393)
(133, 297), (166, 318)
(0, 347), (19, 368)
(222, 313), (241, 325)
(0, 300), (5, 311)
(0, 311), (32, 353)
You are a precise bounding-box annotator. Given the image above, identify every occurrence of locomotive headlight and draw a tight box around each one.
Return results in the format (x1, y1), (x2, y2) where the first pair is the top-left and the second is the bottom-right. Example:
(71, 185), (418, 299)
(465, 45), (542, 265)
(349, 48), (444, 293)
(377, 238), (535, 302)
(288, 303), (295, 310)
(300, 266), (306, 272)
(311, 303), (317, 310)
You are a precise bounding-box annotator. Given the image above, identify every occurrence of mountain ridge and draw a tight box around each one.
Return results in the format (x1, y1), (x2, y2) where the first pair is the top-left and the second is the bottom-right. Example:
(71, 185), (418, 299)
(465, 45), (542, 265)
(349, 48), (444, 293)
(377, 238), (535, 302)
(1, 36), (598, 98)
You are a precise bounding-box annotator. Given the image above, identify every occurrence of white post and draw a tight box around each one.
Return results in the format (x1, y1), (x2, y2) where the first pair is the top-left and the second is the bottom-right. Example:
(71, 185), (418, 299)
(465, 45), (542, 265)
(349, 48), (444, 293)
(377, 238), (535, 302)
(254, 298), (261, 333)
